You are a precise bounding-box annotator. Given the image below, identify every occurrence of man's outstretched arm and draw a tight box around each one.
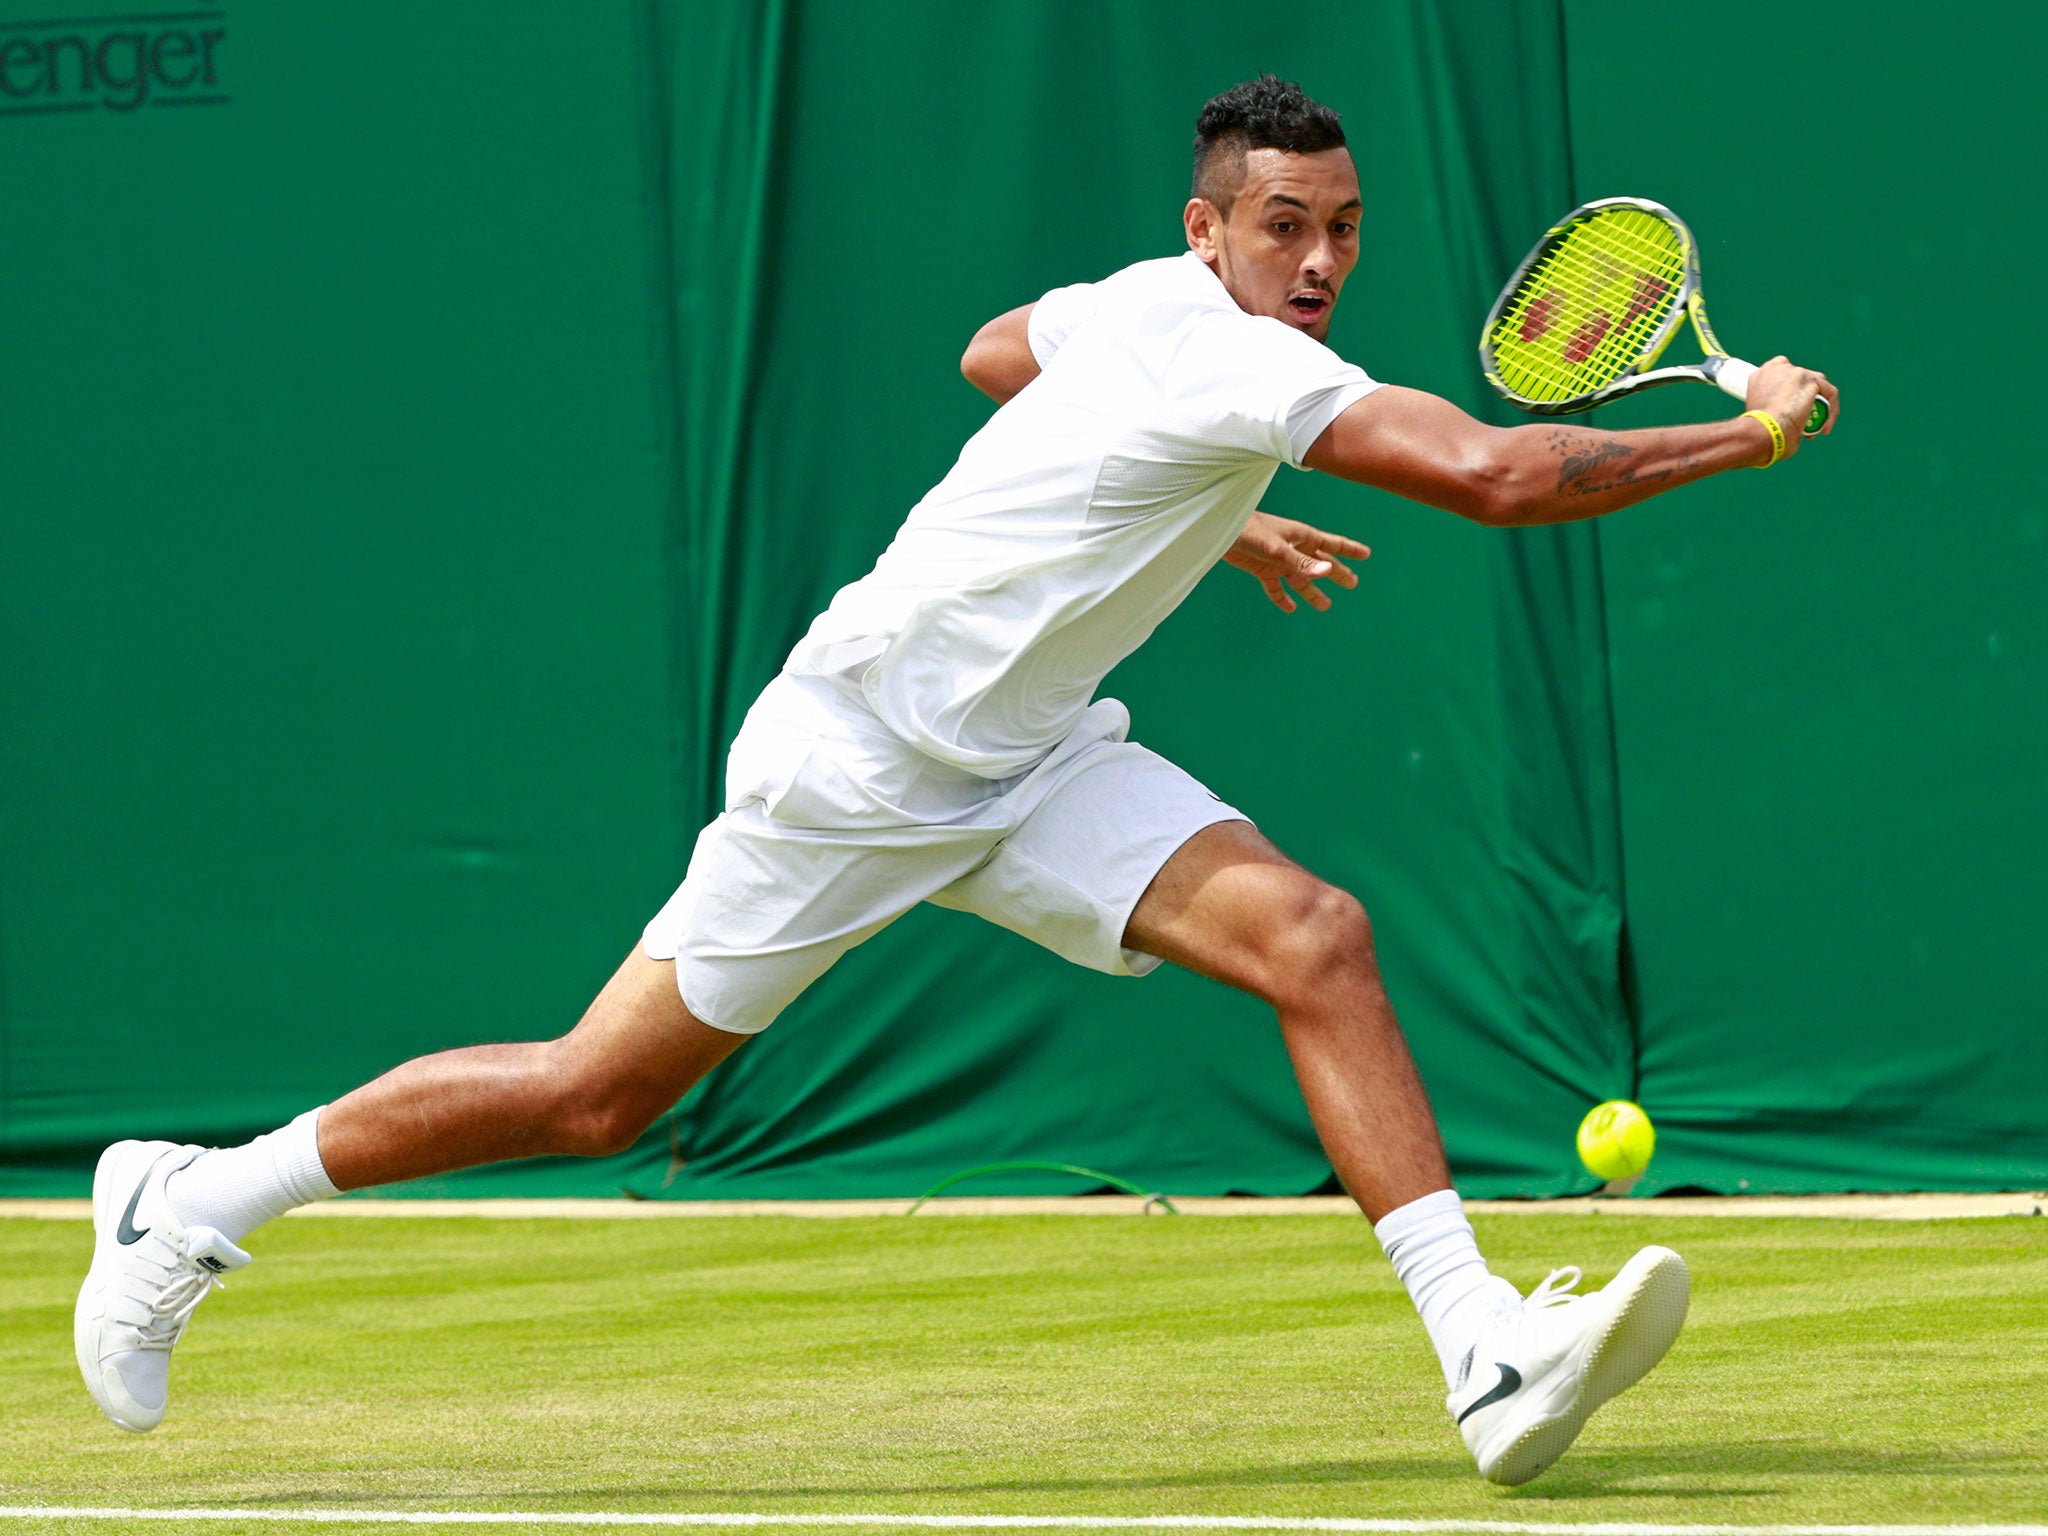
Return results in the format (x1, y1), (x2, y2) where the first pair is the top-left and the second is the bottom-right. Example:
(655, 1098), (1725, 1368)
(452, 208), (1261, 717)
(961, 303), (1039, 404)
(1305, 359), (1838, 526)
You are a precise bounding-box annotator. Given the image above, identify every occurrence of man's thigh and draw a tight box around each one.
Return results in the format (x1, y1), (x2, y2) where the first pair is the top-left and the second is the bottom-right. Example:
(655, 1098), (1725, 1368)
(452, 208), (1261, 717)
(1121, 818), (1337, 994)
(932, 738), (1247, 977)
(643, 799), (1000, 1035)
(641, 674), (1016, 1036)
(558, 946), (751, 1108)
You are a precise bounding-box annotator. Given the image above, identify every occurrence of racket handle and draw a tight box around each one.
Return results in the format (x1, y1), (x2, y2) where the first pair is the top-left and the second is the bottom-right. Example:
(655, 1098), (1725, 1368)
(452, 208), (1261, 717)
(1707, 355), (1755, 402)
(1708, 356), (1830, 438)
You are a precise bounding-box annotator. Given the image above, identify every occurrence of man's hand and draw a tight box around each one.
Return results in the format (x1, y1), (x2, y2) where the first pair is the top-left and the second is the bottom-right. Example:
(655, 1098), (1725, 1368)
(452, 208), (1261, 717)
(1224, 511), (1369, 613)
(1745, 356), (1840, 460)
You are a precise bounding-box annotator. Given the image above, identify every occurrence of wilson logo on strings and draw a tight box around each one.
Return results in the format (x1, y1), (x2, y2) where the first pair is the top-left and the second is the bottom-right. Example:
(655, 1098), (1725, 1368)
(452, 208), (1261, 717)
(0, 8), (227, 117)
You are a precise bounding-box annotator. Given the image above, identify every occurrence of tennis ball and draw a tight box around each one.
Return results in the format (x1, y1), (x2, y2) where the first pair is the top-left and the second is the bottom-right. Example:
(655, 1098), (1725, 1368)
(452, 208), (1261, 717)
(1576, 1099), (1655, 1181)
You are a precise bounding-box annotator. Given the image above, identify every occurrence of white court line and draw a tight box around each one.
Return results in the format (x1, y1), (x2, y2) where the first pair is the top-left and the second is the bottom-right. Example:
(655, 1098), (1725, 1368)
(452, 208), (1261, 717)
(4, 1192), (2044, 1220)
(2, 1513), (2045, 1534)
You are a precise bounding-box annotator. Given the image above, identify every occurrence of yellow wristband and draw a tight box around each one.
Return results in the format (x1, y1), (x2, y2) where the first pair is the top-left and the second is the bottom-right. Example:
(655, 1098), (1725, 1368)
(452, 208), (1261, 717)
(1742, 408), (1787, 467)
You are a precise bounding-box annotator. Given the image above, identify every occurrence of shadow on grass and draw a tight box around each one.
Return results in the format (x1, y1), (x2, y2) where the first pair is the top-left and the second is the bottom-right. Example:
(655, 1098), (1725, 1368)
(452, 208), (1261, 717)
(1506, 1440), (2031, 1502)
(212, 1442), (2030, 1511)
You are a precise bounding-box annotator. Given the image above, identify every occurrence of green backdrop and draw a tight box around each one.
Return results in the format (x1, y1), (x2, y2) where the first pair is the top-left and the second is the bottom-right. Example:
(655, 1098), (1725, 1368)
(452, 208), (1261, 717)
(1, 1), (2039, 1199)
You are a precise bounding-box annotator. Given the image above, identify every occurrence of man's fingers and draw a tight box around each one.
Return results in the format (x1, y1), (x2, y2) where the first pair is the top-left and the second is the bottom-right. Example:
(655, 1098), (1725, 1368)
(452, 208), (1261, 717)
(1232, 513), (1371, 614)
(1288, 527), (1370, 561)
(1284, 567), (1335, 612)
(1251, 513), (1369, 558)
(1309, 552), (1360, 589)
(1756, 356), (1840, 440)
(1294, 550), (1358, 593)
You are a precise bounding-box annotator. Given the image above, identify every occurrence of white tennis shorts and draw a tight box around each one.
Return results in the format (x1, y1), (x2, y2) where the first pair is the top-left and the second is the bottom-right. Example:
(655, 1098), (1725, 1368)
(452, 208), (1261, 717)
(641, 670), (1247, 1034)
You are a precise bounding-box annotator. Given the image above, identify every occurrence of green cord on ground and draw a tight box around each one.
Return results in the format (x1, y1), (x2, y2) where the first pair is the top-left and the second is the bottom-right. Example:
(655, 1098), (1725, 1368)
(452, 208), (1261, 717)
(907, 1162), (1179, 1214)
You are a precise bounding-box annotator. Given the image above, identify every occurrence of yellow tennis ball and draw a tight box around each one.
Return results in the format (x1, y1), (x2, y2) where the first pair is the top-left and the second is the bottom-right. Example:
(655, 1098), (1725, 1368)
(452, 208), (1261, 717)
(1577, 1099), (1656, 1181)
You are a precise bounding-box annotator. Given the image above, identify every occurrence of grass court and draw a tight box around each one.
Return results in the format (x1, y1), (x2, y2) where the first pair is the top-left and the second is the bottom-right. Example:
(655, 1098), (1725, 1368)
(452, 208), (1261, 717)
(3, 1211), (2045, 1533)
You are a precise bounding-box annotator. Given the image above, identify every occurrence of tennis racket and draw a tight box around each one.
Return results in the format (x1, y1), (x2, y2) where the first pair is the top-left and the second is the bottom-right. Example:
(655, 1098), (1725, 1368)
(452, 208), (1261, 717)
(1480, 196), (1829, 437)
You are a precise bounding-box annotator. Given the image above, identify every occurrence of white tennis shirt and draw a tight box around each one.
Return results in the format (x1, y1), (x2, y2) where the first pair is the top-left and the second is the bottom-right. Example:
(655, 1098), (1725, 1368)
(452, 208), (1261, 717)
(784, 251), (1382, 777)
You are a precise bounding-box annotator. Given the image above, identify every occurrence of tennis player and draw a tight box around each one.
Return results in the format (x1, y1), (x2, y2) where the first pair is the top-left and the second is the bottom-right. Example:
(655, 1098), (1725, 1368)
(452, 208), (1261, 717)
(76, 76), (1836, 1485)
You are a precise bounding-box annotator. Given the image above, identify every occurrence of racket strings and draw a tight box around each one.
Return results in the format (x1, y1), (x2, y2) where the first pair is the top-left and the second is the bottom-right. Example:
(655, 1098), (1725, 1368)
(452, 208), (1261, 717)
(1487, 209), (1687, 403)
(1500, 230), (1677, 392)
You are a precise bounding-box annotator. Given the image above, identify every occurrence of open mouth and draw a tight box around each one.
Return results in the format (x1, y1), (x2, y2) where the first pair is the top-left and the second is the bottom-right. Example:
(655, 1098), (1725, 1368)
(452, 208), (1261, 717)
(1287, 292), (1331, 324)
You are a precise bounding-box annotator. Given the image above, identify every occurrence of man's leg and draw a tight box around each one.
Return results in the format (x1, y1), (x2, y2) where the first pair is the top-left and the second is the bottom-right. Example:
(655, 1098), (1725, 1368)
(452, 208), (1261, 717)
(77, 946), (742, 1433)
(1121, 819), (1454, 1221)
(313, 947), (743, 1191)
(1123, 819), (1689, 1486)
(164, 947), (743, 1225)
(1122, 819), (1515, 1370)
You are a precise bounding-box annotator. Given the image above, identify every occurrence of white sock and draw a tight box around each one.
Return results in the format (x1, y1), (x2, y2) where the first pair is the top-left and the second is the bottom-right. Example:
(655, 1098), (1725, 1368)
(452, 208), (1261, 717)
(166, 1106), (342, 1243)
(1375, 1188), (1522, 1389)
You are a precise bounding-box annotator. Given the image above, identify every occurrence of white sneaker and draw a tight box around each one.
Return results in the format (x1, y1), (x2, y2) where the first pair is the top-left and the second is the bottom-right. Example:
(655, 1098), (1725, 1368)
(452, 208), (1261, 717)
(74, 1139), (251, 1432)
(1447, 1244), (1689, 1486)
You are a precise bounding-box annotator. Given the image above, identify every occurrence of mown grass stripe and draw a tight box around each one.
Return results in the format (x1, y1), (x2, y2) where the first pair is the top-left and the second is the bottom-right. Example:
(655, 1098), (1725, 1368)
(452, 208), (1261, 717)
(2, 1513), (2046, 1534)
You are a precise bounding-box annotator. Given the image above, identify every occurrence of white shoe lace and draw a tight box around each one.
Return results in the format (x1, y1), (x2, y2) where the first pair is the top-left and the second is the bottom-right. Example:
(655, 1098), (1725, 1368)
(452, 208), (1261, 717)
(1525, 1266), (1584, 1309)
(135, 1248), (225, 1351)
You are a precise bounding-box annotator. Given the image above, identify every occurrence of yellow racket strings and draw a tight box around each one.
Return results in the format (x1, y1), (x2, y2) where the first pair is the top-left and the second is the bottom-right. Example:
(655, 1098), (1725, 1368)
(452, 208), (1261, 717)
(1488, 208), (1688, 403)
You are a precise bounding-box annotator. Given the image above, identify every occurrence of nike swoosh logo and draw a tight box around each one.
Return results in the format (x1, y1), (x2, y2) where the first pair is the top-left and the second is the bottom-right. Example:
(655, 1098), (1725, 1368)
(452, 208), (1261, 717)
(1456, 1362), (1523, 1424)
(114, 1170), (152, 1246)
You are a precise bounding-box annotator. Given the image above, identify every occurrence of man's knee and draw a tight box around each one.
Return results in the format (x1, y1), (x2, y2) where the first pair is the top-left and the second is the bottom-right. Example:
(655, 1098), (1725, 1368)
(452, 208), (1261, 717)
(1254, 881), (1380, 1009)
(537, 1045), (664, 1158)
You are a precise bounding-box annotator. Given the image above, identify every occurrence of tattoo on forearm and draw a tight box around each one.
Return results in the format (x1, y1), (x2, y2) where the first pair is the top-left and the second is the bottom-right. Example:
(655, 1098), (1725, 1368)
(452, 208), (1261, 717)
(1545, 429), (1673, 498)
(1551, 433), (1630, 490)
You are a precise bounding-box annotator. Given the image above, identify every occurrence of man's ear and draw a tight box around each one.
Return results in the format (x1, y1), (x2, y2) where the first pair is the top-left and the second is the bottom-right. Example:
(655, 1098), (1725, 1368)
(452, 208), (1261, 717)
(1184, 197), (1222, 259)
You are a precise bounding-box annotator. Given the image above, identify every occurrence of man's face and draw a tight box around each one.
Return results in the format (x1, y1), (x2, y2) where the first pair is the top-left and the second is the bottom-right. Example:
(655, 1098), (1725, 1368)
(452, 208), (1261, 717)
(1184, 146), (1362, 343)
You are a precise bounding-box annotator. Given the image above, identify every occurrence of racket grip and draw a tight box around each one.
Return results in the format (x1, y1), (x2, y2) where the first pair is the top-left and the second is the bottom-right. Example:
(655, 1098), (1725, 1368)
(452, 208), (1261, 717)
(1707, 356), (1756, 403)
(1709, 356), (1830, 438)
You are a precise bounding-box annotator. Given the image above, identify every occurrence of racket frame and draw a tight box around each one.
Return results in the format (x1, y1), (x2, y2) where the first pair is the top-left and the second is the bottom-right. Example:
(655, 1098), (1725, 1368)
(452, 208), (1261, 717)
(1480, 196), (1757, 420)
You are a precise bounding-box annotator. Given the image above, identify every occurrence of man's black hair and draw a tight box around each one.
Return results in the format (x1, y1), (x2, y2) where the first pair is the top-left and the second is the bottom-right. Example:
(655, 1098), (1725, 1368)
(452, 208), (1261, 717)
(1193, 75), (1346, 214)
